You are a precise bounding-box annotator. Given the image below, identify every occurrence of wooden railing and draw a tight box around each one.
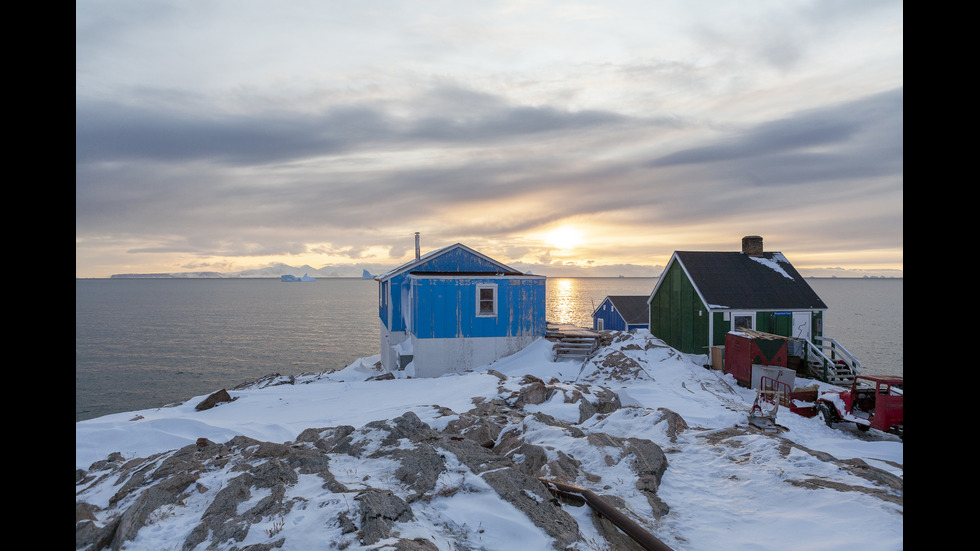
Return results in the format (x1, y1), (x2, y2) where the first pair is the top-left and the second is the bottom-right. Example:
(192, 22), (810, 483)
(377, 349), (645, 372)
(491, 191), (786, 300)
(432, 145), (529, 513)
(804, 336), (860, 385)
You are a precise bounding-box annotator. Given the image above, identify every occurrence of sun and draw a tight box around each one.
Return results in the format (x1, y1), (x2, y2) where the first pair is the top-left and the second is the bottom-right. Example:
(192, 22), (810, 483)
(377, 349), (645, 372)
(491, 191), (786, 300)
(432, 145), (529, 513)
(546, 226), (583, 250)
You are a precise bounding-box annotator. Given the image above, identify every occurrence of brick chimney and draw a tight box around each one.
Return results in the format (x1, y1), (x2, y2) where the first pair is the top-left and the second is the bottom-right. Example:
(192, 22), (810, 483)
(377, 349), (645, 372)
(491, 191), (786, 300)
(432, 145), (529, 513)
(742, 235), (763, 257)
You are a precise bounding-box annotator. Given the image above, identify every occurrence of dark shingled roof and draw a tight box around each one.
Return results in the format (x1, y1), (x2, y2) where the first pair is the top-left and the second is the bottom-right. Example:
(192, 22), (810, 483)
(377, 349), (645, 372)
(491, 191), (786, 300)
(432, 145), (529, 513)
(605, 296), (650, 325)
(674, 251), (827, 310)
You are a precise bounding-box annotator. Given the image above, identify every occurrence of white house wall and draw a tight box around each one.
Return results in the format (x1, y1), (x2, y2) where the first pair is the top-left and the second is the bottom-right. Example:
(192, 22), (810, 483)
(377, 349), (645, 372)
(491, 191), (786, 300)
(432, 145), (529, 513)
(410, 334), (538, 378)
(379, 324), (411, 372)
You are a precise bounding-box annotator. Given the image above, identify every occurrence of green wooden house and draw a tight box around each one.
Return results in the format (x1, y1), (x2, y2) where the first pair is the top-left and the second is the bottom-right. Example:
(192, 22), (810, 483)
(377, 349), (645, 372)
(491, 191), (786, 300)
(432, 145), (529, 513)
(647, 236), (828, 356)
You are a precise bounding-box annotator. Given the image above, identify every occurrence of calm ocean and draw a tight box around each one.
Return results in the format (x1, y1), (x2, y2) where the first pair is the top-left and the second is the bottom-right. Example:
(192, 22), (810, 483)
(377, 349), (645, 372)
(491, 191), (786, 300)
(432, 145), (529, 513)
(75, 277), (902, 422)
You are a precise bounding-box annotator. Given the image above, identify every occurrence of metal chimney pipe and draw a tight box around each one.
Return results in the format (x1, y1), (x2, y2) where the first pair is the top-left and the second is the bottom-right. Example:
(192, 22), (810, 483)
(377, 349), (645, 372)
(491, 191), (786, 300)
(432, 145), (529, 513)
(414, 232), (420, 260)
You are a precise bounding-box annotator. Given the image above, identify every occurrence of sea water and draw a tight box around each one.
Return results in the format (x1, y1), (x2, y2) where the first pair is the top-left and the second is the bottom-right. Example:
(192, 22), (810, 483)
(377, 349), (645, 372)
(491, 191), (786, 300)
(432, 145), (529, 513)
(76, 277), (902, 422)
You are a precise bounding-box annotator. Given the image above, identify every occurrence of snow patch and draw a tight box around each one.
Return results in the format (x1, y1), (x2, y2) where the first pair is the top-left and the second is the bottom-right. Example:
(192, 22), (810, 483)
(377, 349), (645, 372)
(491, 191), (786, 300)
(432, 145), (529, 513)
(750, 253), (794, 280)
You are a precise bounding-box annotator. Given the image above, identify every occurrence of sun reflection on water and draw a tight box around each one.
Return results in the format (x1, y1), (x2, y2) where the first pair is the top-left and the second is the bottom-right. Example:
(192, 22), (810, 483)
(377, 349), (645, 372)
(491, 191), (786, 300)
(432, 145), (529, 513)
(545, 277), (658, 328)
(548, 278), (577, 324)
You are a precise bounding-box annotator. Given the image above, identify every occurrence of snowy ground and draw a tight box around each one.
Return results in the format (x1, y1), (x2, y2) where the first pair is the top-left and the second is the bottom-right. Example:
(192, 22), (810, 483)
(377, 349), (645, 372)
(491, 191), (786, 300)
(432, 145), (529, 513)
(76, 330), (903, 550)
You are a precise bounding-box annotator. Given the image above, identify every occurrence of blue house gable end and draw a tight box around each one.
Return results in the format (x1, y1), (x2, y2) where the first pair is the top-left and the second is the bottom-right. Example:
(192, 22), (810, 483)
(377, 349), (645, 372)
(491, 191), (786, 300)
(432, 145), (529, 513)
(377, 243), (518, 282)
(592, 297), (622, 331)
(378, 280), (389, 328)
(592, 295), (650, 331)
(410, 247), (514, 274)
(376, 271), (409, 332)
(377, 243), (522, 333)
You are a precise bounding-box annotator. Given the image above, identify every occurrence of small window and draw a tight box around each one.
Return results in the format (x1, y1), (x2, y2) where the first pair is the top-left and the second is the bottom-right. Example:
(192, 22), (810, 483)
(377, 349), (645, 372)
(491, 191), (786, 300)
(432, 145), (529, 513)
(734, 314), (753, 330)
(477, 284), (497, 317)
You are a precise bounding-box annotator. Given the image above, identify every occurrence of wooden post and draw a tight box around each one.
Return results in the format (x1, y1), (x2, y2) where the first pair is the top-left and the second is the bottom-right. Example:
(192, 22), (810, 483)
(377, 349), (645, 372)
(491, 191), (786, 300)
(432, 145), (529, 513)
(538, 478), (674, 551)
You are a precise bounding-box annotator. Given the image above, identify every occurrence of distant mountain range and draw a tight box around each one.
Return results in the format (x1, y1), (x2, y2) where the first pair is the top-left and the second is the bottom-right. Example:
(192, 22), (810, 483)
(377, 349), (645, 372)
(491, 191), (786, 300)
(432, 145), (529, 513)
(107, 257), (682, 279)
(108, 261), (667, 279)
(110, 263), (390, 279)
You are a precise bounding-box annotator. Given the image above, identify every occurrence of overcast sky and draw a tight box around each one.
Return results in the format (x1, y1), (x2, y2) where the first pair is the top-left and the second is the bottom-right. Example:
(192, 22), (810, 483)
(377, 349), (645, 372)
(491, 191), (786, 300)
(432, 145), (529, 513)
(76, 1), (903, 278)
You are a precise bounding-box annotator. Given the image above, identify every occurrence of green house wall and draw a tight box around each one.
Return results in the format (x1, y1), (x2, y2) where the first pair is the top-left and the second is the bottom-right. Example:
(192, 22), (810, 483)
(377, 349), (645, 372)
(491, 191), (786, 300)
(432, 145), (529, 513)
(649, 261), (709, 354)
(712, 312), (728, 347)
(756, 311), (794, 336)
(714, 310), (825, 348)
(654, 259), (827, 356)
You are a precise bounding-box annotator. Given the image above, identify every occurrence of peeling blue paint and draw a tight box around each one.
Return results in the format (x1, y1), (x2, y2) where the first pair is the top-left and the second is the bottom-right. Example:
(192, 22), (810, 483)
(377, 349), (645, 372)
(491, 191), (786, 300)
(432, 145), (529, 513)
(410, 277), (545, 339)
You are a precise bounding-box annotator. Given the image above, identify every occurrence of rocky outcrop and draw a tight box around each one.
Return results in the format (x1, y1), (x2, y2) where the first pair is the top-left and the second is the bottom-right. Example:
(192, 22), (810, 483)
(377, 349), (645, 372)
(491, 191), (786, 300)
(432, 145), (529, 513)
(194, 388), (235, 411)
(76, 378), (671, 551)
(77, 331), (907, 551)
(356, 488), (416, 544)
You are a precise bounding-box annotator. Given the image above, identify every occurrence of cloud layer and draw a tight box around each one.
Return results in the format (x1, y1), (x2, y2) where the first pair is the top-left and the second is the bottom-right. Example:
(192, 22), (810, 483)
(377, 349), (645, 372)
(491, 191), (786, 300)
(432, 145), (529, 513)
(76, 1), (903, 277)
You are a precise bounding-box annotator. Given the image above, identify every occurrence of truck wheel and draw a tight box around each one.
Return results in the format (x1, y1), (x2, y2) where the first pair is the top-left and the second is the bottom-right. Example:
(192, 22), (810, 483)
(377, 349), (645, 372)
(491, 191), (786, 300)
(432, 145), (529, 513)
(817, 403), (835, 427)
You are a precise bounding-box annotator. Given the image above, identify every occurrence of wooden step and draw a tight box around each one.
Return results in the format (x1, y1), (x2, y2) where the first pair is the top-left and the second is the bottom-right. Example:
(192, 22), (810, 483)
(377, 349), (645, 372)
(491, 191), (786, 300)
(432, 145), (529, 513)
(558, 342), (596, 349)
(546, 322), (601, 362)
(554, 336), (599, 361)
(556, 345), (596, 352)
(807, 361), (856, 386)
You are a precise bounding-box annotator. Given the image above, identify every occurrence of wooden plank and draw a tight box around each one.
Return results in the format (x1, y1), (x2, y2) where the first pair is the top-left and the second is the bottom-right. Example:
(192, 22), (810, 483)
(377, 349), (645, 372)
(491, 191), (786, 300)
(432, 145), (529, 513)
(546, 321), (600, 338)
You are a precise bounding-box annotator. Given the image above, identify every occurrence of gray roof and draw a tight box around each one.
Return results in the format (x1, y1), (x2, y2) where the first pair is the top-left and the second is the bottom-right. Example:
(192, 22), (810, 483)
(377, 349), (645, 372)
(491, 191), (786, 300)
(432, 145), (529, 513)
(672, 251), (827, 310)
(603, 295), (650, 325)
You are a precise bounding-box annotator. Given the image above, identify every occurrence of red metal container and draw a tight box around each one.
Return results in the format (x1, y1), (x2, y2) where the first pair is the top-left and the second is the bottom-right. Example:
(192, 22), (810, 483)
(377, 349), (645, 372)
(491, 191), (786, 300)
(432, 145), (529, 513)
(724, 331), (789, 387)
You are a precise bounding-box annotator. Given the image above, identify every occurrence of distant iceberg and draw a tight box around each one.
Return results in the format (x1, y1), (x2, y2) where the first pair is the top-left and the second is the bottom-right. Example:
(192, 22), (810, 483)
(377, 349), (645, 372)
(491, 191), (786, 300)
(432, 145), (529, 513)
(362, 269), (374, 280)
(281, 273), (315, 282)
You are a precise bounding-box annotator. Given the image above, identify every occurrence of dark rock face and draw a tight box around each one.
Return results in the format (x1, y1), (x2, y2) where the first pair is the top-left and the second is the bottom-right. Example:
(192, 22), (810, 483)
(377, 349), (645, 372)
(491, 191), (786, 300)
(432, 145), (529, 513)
(356, 488), (415, 544)
(194, 389), (235, 411)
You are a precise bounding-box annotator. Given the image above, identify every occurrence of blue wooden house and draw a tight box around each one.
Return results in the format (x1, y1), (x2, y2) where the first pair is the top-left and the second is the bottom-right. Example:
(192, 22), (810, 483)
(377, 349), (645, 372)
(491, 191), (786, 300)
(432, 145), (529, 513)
(592, 296), (650, 332)
(376, 240), (546, 377)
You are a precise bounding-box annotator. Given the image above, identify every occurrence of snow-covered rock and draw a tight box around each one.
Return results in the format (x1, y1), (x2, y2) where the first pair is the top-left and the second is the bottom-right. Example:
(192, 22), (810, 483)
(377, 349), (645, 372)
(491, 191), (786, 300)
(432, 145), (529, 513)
(75, 331), (903, 550)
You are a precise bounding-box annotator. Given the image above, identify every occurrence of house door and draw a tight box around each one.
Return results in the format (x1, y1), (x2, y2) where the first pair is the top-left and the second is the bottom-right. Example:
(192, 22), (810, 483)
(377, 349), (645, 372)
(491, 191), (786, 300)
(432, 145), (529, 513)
(792, 312), (811, 341)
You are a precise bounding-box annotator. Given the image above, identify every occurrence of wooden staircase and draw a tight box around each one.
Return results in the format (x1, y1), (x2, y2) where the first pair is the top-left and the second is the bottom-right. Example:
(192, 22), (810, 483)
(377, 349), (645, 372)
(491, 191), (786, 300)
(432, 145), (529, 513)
(555, 336), (599, 361)
(807, 359), (857, 387)
(804, 336), (860, 387)
(547, 322), (601, 362)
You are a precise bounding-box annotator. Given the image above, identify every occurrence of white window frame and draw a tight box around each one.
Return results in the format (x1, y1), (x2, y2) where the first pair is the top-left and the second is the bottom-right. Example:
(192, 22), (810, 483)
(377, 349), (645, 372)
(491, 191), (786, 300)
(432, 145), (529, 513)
(732, 311), (754, 331)
(476, 283), (498, 317)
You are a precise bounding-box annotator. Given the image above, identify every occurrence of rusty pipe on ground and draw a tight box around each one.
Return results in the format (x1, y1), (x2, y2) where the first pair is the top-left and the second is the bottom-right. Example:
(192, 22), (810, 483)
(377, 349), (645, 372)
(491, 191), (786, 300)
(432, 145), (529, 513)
(538, 478), (673, 551)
